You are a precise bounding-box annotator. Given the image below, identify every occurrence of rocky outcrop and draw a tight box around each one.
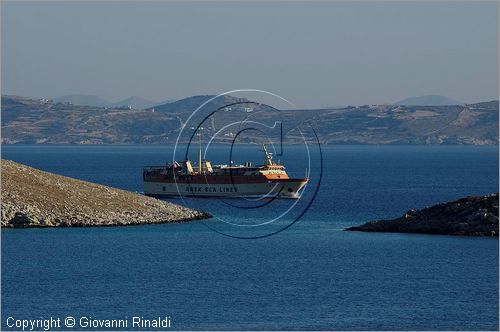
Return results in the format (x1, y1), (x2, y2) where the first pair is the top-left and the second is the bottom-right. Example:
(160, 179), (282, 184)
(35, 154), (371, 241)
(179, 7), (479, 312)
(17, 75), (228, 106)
(1, 160), (209, 228)
(346, 193), (499, 236)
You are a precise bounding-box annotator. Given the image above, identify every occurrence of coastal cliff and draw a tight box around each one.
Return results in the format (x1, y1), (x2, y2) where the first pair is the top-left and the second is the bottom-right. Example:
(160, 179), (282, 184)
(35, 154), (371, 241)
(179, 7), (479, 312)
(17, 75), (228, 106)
(1, 160), (209, 228)
(346, 193), (499, 236)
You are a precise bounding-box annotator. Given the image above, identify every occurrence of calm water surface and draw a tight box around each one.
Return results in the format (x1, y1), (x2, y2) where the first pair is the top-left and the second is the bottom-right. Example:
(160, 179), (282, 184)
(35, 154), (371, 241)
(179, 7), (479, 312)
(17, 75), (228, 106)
(1, 145), (498, 330)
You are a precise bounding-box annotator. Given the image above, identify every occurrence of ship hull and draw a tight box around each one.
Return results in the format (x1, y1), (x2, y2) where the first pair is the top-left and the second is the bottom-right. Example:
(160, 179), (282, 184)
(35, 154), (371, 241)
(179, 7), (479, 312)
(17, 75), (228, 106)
(143, 179), (307, 198)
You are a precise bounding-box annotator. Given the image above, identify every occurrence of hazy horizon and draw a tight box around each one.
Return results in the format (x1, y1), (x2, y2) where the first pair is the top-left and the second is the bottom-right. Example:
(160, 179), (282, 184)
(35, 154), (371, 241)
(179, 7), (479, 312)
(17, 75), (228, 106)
(1, 1), (498, 108)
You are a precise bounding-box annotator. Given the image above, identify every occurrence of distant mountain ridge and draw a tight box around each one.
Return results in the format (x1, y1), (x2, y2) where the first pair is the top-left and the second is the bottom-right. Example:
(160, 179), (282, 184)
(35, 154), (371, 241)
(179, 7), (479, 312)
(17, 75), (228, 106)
(394, 95), (464, 106)
(149, 95), (264, 113)
(53, 94), (112, 107)
(112, 96), (158, 109)
(53, 94), (160, 109)
(52, 93), (467, 109)
(1, 94), (498, 145)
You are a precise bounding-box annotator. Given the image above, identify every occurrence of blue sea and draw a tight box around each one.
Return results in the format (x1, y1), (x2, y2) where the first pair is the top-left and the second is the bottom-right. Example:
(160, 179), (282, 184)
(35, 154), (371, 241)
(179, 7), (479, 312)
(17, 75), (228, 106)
(1, 145), (499, 330)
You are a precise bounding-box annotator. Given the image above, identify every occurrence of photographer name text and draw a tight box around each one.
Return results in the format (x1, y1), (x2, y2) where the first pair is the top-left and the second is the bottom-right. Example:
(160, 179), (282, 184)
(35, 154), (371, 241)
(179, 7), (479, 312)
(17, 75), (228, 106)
(5, 316), (171, 330)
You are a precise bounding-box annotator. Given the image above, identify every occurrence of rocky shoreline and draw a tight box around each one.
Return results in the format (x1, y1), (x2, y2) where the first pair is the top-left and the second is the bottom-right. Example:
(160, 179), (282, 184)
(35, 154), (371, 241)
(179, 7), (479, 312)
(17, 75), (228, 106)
(1, 160), (210, 228)
(346, 193), (499, 237)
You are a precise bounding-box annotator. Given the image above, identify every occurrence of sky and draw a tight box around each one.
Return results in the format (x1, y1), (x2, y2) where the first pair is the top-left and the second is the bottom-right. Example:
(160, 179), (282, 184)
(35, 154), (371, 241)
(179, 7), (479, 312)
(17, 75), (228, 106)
(1, 1), (498, 108)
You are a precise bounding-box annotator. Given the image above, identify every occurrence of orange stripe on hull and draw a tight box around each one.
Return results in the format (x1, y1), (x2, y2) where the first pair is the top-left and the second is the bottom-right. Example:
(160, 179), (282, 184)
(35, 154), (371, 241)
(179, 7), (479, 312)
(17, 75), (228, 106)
(144, 174), (307, 185)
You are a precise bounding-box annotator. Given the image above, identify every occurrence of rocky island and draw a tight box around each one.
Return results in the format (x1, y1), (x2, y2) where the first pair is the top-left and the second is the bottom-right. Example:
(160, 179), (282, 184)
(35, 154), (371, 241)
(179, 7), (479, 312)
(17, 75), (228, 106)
(346, 193), (499, 236)
(1, 160), (209, 228)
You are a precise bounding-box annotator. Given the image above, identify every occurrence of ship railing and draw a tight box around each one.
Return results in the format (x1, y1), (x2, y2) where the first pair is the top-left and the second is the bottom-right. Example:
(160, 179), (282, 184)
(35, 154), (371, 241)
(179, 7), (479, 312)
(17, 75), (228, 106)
(143, 166), (168, 172)
(143, 165), (181, 175)
(143, 165), (187, 178)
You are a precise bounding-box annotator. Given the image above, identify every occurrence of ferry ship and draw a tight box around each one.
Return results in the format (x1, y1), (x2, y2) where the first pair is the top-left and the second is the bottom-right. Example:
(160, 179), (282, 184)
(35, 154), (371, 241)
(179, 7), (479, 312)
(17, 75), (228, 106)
(143, 144), (308, 198)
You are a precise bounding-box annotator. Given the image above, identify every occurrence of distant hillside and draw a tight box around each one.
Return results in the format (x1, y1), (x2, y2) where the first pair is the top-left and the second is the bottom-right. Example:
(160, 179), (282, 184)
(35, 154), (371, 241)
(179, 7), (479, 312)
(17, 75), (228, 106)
(53, 94), (112, 107)
(53, 94), (160, 109)
(394, 95), (464, 106)
(1, 95), (498, 145)
(150, 95), (262, 113)
(112, 96), (157, 109)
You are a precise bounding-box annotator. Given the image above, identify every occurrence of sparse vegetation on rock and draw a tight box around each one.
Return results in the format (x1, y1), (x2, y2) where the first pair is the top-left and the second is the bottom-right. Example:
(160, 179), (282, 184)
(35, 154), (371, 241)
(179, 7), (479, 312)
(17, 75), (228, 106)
(1, 160), (210, 228)
(346, 193), (499, 236)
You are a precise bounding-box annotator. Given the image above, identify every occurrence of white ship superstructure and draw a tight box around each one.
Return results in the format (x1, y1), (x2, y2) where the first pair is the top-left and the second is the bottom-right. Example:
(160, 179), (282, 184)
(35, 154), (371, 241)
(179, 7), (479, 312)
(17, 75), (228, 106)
(143, 144), (308, 198)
